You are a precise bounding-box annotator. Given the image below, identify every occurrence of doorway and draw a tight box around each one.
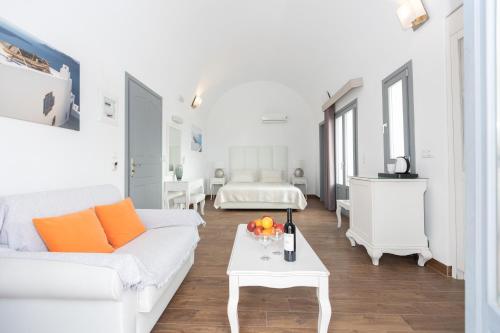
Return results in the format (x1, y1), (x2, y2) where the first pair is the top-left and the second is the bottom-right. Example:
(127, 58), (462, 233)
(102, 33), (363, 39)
(334, 100), (358, 201)
(125, 73), (163, 209)
(447, 6), (465, 279)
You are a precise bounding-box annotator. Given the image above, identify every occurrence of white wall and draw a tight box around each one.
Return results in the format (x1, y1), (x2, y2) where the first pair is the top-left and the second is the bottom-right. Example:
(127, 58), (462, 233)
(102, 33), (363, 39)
(0, 0), (208, 196)
(312, 2), (463, 265)
(205, 81), (316, 193)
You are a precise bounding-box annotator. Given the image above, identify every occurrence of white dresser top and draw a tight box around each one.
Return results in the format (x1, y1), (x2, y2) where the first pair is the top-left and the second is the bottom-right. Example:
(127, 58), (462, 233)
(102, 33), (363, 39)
(351, 176), (427, 183)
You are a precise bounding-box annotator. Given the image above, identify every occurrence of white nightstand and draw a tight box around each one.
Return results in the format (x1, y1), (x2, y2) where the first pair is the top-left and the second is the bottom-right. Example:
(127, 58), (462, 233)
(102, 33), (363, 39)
(209, 177), (226, 200)
(291, 176), (307, 199)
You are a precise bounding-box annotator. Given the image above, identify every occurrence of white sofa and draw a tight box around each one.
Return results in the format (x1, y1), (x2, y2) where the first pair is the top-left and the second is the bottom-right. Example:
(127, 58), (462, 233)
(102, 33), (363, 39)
(0, 185), (200, 333)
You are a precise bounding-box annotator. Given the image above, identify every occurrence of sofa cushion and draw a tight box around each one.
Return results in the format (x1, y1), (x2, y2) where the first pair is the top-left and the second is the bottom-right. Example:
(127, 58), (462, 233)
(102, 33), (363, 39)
(95, 198), (146, 248)
(33, 208), (114, 253)
(0, 185), (121, 251)
(115, 226), (199, 312)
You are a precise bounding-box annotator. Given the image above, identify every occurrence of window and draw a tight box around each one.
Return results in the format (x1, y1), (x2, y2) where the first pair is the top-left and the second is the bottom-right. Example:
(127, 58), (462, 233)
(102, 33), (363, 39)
(335, 100), (358, 199)
(335, 116), (344, 185)
(382, 61), (415, 172)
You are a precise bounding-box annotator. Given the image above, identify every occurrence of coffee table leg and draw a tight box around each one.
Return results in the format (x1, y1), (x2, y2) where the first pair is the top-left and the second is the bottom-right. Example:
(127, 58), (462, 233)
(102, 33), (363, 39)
(317, 277), (331, 333)
(228, 276), (239, 333)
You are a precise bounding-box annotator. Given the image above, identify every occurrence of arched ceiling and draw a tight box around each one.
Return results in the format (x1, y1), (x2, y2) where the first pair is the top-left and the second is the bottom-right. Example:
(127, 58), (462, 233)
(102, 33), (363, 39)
(152, 0), (456, 112)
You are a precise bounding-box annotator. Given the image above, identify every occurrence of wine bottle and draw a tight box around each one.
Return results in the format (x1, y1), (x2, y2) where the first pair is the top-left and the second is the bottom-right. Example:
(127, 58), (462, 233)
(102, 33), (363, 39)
(284, 208), (296, 262)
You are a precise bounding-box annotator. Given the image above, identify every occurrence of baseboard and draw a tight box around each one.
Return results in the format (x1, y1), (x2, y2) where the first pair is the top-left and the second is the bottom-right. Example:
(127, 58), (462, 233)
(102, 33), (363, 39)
(426, 258), (452, 277)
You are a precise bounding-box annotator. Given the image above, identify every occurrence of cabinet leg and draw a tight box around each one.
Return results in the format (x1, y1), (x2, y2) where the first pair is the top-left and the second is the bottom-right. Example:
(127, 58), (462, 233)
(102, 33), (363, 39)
(367, 249), (383, 266)
(418, 249), (433, 267)
(345, 230), (356, 247)
(336, 208), (341, 229)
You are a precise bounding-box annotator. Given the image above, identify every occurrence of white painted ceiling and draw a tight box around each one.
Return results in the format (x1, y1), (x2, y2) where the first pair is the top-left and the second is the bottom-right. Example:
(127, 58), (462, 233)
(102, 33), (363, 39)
(151, 0), (456, 111)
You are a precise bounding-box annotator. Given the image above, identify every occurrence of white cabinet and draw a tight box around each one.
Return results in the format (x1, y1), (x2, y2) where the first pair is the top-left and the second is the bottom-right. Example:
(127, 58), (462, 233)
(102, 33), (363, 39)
(346, 177), (432, 266)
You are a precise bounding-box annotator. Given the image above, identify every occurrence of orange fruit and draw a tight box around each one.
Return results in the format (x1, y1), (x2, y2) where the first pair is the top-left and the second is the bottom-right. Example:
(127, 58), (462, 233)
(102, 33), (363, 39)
(255, 219), (263, 227)
(261, 217), (274, 229)
(262, 228), (273, 236)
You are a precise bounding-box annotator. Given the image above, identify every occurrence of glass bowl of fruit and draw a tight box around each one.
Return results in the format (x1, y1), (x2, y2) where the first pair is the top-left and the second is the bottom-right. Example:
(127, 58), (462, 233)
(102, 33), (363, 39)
(246, 216), (285, 261)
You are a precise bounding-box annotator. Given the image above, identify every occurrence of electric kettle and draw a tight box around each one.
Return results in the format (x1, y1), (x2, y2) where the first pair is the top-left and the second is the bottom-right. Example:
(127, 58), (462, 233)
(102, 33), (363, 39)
(395, 156), (410, 174)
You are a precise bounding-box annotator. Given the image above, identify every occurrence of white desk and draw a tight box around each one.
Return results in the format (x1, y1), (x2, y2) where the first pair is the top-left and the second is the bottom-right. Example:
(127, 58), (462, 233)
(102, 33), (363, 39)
(164, 178), (204, 209)
(227, 224), (331, 333)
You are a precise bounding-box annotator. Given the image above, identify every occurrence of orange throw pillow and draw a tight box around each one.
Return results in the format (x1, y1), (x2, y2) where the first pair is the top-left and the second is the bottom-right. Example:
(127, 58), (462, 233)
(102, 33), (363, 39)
(33, 208), (114, 253)
(94, 198), (146, 248)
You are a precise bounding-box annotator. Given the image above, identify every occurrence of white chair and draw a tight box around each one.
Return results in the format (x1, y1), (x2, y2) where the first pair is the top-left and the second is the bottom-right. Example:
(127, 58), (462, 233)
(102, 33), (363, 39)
(336, 199), (351, 228)
(173, 183), (206, 215)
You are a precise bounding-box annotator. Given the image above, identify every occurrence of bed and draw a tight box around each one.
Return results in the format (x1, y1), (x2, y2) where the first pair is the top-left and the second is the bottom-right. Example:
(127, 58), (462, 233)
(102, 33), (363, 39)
(214, 181), (307, 210)
(213, 146), (307, 210)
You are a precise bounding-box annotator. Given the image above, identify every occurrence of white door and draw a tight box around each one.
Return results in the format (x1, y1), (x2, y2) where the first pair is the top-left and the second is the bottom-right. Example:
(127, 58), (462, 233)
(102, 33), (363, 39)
(447, 6), (465, 279)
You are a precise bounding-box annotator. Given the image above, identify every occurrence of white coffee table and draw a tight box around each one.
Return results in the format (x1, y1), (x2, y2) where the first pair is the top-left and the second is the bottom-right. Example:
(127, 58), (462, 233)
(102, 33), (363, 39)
(226, 224), (331, 333)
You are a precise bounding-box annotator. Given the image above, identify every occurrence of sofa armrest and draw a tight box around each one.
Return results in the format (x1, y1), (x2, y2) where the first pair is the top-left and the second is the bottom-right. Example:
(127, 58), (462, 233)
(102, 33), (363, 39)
(136, 208), (205, 229)
(0, 258), (123, 300)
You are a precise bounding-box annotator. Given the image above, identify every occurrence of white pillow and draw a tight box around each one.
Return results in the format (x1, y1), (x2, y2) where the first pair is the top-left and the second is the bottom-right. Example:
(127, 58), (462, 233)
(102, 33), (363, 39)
(231, 170), (256, 182)
(260, 170), (283, 183)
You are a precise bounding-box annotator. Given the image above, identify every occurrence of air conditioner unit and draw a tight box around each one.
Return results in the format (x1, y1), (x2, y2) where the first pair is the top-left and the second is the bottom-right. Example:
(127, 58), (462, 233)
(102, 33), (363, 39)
(261, 113), (288, 124)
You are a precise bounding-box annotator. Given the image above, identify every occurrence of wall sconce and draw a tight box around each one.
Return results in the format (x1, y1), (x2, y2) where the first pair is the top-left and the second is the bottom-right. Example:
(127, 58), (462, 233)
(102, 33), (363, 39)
(191, 95), (202, 109)
(397, 0), (429, 31)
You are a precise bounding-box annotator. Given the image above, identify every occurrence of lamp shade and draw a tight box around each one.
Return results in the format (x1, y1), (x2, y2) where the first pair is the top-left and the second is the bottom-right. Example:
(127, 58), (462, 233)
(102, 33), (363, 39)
(397, 2), (414, 29)
(397, 0), (428, 30)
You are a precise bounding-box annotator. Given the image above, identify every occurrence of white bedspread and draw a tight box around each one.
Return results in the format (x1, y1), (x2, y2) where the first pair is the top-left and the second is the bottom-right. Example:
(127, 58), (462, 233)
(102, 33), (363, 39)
(0, 209), (205, 290)
(214, 182), (307, 210)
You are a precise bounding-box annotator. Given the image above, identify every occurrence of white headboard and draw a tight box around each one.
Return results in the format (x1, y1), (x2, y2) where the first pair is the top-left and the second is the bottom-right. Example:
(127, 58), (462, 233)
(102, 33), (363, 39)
(229, 146), (288, 177)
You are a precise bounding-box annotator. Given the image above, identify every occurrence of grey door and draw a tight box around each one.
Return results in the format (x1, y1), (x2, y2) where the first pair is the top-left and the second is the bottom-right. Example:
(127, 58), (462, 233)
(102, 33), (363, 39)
(126, 74), (162, 209)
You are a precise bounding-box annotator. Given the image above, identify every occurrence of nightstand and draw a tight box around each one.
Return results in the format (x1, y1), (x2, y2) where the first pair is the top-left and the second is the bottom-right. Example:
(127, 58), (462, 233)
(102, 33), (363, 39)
(291, 176), (307, 199)
(209, 177), (226, 200)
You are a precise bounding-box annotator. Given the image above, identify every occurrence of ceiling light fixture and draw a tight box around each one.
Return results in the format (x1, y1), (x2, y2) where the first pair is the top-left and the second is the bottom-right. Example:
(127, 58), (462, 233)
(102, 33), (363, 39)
(397, 0), (428, 31)
(191, 95), (202, 109)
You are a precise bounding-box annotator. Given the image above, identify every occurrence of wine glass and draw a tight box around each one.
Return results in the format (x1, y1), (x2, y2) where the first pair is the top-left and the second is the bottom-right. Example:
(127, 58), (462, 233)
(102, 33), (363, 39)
(257, 235), (273, 261)
(272, 230), (283, 256)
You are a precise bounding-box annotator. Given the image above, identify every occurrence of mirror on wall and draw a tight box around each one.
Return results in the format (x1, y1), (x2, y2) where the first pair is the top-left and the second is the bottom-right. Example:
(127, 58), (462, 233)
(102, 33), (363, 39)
(169, 126), (182, 172)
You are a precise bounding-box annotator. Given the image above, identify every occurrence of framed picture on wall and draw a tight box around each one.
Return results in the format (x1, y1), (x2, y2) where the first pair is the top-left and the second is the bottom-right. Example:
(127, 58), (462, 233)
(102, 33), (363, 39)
(0, 18), (80, 131)
(191, 125), (202, 152)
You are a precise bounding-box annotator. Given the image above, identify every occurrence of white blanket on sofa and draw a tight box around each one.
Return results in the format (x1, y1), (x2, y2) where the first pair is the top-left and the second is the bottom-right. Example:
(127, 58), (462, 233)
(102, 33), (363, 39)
(0, 209), (205, 290)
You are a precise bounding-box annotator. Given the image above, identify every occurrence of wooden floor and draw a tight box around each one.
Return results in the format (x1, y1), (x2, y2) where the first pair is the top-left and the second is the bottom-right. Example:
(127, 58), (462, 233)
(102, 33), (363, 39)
(153, 197), (464, 332)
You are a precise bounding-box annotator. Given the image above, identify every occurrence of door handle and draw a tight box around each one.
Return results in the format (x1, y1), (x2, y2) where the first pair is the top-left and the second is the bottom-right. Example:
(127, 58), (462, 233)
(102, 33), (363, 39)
(130, 158), (143, 177)
(130, 158), (136, 177)
(382, 123), (388, 134)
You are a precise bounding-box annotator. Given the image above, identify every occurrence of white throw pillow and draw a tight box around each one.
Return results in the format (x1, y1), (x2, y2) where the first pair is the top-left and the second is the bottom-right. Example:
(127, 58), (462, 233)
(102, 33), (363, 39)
(260, 170), (283, 183)
(231, 170), (256, 183)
